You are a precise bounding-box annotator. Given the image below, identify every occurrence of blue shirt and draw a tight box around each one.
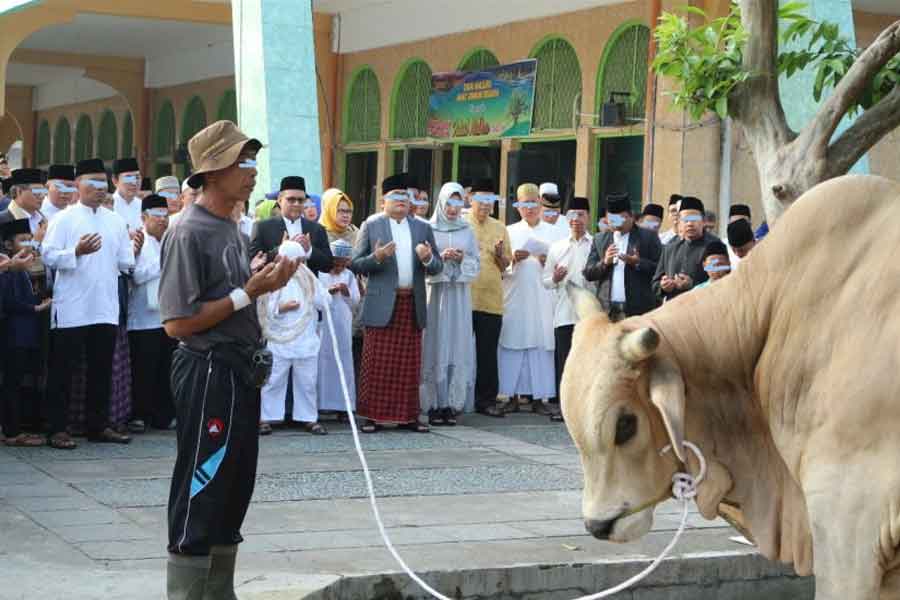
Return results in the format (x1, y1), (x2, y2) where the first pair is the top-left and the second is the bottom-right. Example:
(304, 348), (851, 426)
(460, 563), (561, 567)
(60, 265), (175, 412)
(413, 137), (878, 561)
(0, 271), (40, 349)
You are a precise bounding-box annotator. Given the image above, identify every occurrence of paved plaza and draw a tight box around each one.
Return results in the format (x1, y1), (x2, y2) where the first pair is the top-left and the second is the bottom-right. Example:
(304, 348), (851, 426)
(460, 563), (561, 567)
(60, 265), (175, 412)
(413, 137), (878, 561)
(0, 412), (785, 599)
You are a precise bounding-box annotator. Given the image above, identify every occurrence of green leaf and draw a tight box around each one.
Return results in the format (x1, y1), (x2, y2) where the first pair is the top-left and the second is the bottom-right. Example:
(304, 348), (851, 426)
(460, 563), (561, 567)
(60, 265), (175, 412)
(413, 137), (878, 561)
(715, 95), (729, 119)
(680, 5), (708, 17)
(813, 64), (827, 101)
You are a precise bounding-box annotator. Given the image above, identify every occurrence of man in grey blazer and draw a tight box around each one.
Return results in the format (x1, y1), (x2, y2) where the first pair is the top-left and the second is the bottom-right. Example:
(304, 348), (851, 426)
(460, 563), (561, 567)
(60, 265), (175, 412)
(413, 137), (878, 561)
(351, 173), (443, 433)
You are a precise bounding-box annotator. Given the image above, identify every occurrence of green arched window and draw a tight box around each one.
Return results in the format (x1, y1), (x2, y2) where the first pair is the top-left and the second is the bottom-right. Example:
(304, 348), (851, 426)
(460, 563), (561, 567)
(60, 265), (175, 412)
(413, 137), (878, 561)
(391, 59), (432, 139)
(36, 120), (51, 166)
(53, 118), (71, 164)
(597, 23), (651, 124)
(121, 112), (134, 158)
(530, 37), (582, 131)
(181, 96), (207, 143)
(217, 89), (237, 123)
(97, 110), (118, 162)
(74, 115), (93, 162)
(458, 48), (500, 72)
(345, 67), (381, 144)
(155, 102), (176, 157)
(155, 101), (176, 177)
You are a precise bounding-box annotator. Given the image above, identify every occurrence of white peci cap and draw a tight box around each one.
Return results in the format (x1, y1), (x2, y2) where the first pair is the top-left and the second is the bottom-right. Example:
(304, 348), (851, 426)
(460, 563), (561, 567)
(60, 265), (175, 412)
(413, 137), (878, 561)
(539, 182), (559, 197)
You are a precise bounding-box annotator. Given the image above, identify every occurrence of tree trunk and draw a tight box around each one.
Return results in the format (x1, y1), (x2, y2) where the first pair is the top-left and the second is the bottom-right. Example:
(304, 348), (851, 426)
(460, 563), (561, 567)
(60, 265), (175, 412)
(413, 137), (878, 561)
(732, 0), (900, 227)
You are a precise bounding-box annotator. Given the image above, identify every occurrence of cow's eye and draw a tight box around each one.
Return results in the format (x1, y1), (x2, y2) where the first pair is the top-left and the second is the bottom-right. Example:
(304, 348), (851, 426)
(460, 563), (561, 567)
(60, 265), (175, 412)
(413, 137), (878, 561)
(615, 413), (638, 446)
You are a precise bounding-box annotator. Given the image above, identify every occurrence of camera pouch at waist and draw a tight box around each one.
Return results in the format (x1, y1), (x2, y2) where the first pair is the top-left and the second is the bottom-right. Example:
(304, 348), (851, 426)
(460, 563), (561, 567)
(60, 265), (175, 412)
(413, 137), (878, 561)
(211, 345), (273, 389)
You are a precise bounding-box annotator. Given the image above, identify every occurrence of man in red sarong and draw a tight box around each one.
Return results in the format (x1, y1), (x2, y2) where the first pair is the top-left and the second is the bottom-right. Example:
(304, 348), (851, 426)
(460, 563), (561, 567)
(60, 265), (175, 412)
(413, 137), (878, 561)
(351, 173), (443, 433)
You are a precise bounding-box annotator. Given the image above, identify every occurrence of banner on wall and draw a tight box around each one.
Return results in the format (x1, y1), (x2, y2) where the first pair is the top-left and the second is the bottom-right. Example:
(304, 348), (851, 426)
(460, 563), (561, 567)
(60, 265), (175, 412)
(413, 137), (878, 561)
(427, 59), (537, 139)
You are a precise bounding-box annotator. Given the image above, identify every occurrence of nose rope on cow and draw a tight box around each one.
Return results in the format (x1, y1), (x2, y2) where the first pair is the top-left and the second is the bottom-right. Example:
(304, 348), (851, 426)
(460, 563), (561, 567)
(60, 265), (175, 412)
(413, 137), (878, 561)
(324, 304), (708, 599)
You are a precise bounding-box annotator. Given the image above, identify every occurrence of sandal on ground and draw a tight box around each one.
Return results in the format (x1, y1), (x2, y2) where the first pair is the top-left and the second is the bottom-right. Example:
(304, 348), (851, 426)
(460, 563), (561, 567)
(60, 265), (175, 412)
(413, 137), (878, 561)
(49, 432), (77, 450)
(259, 422), (273, 436)
(305, 422), (328, 436)
(442, 408), (457, 426)
(531, 400), (552, 416)
(477, 405), (506, 418)
(550, 413), (565, 422)
(361, 420), (379, 434)
(502, 399), (521, 414)
(4, 433), (46, 447)
(401, 422), (430, 434)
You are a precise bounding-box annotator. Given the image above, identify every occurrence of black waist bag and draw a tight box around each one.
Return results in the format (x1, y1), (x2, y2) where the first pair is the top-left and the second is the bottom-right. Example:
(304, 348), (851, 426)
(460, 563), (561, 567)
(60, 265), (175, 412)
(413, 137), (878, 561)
(213, 344), (273, 389)
(175, 342), (271, 390)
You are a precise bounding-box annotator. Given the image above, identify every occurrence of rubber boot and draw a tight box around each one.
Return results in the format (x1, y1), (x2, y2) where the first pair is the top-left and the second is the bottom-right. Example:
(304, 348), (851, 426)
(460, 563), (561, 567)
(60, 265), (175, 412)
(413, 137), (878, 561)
(167, 553), (210, 600)
(202, 544), (239, 600)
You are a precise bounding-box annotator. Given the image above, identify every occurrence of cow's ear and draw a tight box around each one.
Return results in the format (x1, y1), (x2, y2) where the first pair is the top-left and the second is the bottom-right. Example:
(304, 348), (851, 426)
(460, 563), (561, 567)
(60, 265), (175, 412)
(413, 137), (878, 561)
(567, 282), (606, 323)
(619, 327), (659, 363)
(648, 356), (686, 462)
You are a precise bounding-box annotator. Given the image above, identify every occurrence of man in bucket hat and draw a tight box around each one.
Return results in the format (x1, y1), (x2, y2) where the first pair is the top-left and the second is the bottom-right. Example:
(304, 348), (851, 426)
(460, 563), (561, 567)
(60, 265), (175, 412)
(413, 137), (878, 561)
(158, 121), (299, 599)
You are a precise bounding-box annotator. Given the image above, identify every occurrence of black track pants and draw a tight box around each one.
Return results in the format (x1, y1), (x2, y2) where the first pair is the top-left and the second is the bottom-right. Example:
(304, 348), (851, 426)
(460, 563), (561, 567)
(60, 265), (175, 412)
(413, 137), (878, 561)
(167, 347), (260, 556)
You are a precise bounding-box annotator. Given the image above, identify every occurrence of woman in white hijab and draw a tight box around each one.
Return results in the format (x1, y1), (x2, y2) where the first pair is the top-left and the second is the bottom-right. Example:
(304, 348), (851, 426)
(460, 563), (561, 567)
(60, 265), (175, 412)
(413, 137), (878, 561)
(420, 182), (481, 426)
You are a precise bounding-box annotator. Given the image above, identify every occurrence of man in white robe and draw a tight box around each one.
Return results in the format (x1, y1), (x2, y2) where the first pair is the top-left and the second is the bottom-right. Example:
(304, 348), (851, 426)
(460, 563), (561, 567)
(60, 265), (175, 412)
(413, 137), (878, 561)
(498, 183), (558, 415)
(42, 164), (77, 223)
(111, 158), (143, 233)
(42, 158), (135, 448)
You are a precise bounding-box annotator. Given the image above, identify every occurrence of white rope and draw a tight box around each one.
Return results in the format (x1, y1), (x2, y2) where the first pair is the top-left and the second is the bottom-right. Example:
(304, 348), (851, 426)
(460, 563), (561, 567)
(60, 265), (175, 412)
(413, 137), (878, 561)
(324, 302), (707, 599)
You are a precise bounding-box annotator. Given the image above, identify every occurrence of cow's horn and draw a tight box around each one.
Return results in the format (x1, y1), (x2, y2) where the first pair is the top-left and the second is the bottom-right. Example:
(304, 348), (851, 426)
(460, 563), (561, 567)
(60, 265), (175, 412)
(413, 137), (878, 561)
(619, 328), (660, 363)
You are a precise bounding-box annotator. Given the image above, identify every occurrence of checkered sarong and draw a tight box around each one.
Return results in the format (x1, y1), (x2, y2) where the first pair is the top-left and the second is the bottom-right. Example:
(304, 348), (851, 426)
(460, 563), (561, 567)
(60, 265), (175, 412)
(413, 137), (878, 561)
(357, 291), (421, 424)
(107, 325), (132, 427)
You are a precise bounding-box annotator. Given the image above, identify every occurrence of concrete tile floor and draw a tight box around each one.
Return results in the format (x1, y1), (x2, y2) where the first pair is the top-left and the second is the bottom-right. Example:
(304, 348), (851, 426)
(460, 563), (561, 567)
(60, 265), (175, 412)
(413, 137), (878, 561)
(0, 413), (748, 599)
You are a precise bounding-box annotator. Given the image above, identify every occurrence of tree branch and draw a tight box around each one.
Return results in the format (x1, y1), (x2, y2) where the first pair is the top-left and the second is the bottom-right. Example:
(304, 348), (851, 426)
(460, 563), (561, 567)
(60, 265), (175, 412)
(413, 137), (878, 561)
(807, 19), (900, 152)
(734, 0), (793, 148)
(825, 83), (900, 178)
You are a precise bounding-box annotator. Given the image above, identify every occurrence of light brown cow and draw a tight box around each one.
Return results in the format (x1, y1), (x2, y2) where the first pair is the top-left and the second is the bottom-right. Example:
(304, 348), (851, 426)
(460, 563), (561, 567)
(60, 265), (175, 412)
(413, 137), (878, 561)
(563, 175), (900, 599)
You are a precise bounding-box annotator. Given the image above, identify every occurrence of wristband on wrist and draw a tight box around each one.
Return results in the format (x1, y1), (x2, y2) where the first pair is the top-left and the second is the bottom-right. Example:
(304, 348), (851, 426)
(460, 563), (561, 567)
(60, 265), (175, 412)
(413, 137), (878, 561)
(229, 288), (251, 311)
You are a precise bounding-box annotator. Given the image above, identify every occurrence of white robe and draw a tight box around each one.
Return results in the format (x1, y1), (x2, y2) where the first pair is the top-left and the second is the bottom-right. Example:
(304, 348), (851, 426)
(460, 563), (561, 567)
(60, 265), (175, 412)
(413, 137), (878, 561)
(42, 203), (135, 329)
(260, 266), (330, 423)
(497, 220), (558, 400)
(317, 270), (360, 412)
(127, 232), (163, 331)
(113, 191), (143, 232)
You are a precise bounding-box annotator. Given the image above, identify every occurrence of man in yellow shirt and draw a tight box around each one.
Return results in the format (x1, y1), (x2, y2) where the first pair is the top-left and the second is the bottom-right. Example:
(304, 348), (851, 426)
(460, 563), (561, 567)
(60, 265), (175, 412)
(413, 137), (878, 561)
(466, 178), (511, 417)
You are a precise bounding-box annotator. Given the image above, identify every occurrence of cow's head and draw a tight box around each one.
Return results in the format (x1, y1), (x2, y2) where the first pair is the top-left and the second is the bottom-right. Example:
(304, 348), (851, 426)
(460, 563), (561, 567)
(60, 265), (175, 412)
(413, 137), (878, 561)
(562, 286), (688, 543)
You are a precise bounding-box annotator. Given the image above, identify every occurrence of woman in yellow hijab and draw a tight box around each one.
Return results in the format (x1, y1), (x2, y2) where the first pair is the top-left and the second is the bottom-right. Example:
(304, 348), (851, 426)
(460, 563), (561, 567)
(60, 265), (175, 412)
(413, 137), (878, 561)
(320, 188), (358, 244)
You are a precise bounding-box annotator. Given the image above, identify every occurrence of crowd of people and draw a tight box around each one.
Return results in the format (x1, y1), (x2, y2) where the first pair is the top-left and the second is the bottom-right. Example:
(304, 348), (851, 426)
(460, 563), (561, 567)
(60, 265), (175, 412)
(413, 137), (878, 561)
(0, 126), (765, 450)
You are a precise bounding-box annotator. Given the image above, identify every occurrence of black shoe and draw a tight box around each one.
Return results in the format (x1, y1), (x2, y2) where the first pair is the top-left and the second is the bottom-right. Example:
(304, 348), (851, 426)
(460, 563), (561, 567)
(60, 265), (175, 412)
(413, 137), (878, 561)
(428, 409), (446, 426)
(443, 408), (457, 426)
(88, 428), (131, 444)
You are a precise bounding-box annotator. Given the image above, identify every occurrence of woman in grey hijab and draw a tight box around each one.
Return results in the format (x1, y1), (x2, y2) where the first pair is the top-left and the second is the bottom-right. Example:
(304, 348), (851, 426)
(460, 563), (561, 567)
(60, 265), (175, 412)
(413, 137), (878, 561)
(420, 182), (480, 425)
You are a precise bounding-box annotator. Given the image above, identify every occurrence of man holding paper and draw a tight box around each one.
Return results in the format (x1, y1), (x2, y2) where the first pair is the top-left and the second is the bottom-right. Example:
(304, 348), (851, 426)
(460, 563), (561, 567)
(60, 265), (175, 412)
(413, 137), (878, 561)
(498, 183), (558, 415)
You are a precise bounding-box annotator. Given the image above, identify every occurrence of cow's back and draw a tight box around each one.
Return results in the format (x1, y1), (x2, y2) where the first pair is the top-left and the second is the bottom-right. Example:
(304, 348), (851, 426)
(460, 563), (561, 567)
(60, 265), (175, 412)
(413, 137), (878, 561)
(740, 175), (900, 473)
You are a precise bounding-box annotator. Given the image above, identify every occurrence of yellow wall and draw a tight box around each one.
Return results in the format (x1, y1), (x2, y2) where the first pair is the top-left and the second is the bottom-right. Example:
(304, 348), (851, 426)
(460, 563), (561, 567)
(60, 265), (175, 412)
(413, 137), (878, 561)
(9, 4), (899, 217)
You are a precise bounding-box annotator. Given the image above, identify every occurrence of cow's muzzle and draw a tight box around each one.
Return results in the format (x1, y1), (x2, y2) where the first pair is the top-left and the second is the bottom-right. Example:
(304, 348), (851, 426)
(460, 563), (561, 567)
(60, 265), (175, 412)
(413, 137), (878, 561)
(584, 516), (620, 540)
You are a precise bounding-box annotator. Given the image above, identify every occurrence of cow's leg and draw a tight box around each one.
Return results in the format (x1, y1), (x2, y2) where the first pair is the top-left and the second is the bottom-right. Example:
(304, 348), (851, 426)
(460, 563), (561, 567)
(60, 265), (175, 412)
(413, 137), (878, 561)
(803, 465), (885, 600)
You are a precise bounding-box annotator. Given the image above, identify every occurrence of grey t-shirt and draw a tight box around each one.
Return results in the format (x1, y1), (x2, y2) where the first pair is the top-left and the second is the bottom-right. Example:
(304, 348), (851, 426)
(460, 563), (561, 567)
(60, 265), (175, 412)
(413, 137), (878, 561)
(159, 203), (261, 351)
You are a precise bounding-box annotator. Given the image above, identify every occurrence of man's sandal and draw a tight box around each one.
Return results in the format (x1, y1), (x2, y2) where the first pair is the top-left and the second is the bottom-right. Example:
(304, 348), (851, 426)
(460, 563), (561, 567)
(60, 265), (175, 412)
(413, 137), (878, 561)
(4, 433), (45, 447)
(305, 422), (328, 436)
(49, 433), (77, 450)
